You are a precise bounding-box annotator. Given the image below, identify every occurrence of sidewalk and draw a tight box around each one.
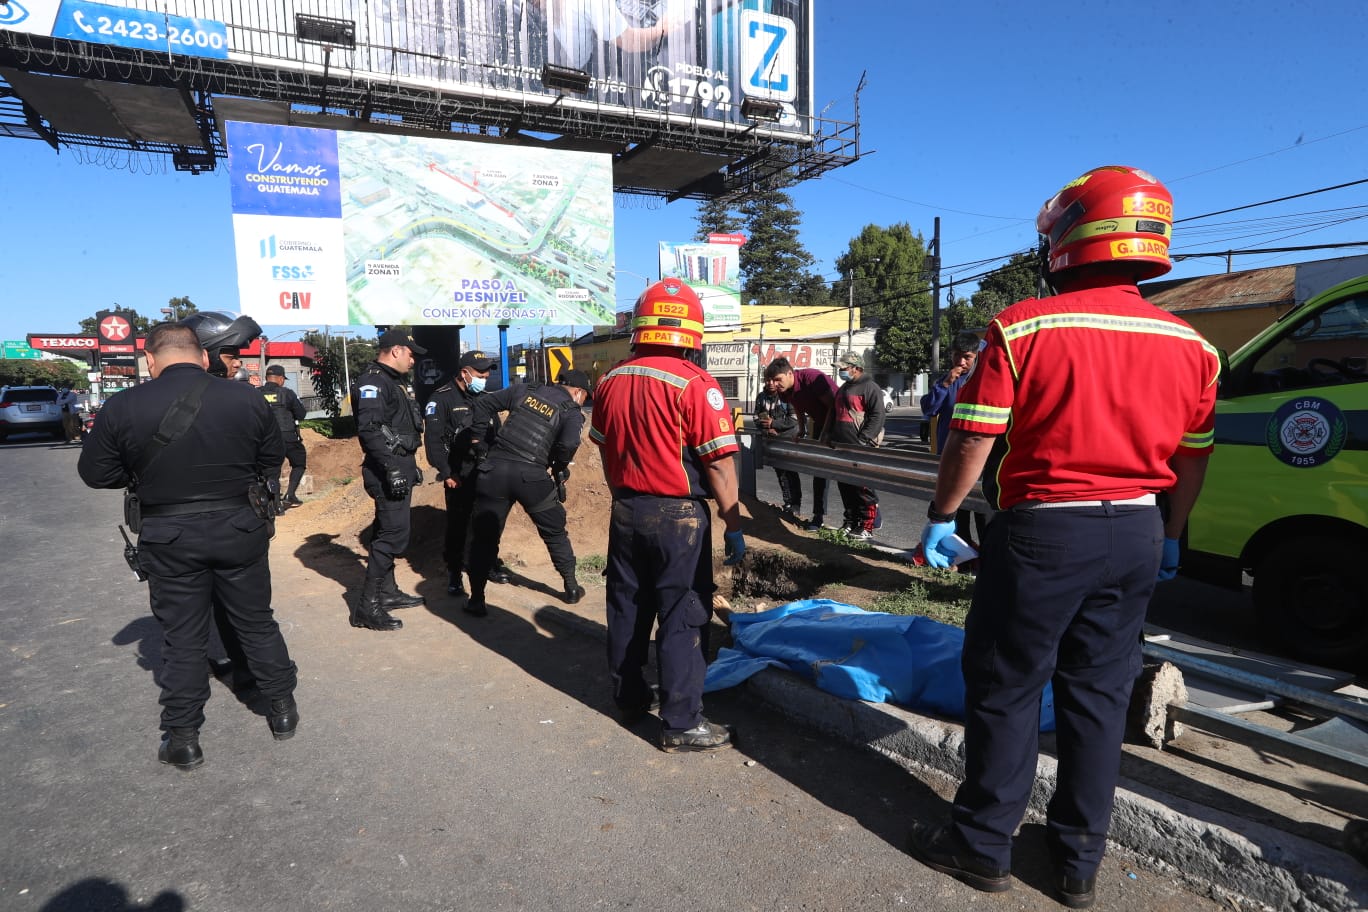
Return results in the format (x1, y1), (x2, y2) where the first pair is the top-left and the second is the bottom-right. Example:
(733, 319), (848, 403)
(490, 567), (1368, 912)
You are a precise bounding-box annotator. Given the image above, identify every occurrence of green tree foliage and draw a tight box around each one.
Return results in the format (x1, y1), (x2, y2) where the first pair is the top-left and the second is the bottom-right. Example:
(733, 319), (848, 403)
(164, 296), (200, 321)
(835, 224), (934, 374)
(79, 305), (153, 335)
(693, 197), (744, 241)
(0, 358), (88, 388)
(734, 185), (828, 306)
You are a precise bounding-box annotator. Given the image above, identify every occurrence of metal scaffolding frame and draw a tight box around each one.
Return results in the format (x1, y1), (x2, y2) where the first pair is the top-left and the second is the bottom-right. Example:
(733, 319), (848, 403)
(0, 29), (859, 199)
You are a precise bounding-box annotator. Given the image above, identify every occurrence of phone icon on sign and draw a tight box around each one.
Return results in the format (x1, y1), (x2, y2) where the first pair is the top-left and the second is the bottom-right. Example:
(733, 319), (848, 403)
(72, 10), (95, 33)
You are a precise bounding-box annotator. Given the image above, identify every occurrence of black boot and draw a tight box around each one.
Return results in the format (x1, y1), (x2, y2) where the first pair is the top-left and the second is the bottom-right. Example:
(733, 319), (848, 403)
(380, 572), (424, 609)
(562, 575), (585, 605)
(158, 727), (203, 770)
(351, 580), (402, 631)
(487, 560), (512, 585)
(267, 696), (299, 741)
(464, 585), (488, 617)
(447, 571), (468, 598)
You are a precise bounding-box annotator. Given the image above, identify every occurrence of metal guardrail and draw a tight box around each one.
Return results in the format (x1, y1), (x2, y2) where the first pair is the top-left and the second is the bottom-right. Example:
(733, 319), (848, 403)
(749, 432), (992, 514)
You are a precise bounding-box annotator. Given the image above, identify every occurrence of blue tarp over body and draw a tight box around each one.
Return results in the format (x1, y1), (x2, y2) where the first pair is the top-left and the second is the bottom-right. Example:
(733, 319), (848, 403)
(704, 599), (1056, 732)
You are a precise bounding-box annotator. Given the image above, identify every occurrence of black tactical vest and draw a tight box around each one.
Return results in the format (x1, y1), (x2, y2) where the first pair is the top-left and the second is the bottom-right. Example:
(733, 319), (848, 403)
(495, 384), (566, 466)
(262, 383), (299, 440)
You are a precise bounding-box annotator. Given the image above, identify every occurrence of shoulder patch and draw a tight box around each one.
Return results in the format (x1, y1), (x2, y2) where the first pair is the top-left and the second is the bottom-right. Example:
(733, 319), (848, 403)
(706, 388), (725, 411)
(425, 401), (437, 416)
(359, 385), (380, 400)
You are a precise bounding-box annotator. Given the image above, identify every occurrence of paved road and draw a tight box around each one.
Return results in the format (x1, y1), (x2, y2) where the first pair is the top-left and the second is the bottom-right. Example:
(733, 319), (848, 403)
(1, 439), (1228, 911)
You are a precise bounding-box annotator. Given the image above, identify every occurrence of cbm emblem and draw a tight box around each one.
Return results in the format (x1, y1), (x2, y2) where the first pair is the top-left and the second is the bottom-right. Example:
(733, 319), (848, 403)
(1265, 396), (1347, 468)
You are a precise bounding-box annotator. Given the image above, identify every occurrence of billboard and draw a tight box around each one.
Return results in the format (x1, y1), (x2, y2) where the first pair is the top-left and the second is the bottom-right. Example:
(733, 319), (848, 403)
(2, 1), (813, 133)
(227, 121), (616, 327)
(658, 239), (742, 328)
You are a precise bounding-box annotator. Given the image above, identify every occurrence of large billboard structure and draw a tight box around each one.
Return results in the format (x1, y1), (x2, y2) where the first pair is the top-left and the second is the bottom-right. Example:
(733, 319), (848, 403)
(0, 0), (857, 199)
(229, 121), (616, 326)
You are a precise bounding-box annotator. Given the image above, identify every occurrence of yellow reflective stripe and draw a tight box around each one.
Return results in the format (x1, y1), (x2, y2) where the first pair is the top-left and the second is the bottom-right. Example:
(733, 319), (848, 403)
(999, 312), (1210, 346)
(1178, 429), (1214, 449)
(634, 315), (705, 334)
(609, 363), (691, 389)
(697, 434), (735, 456)
(952, 402), (1010, 426)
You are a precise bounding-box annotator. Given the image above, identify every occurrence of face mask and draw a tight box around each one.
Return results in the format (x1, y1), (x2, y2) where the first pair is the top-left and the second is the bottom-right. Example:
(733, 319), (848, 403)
(838, 370), (851, 382)
(467, 375), (487, 394)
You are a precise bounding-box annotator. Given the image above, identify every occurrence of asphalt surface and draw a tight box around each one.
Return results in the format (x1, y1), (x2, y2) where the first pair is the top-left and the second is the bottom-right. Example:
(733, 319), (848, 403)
(3, 431), (1365, 912)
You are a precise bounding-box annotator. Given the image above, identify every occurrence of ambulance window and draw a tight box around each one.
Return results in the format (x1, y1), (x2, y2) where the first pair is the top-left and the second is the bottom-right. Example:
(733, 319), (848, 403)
(1248, 294), (1368, 391)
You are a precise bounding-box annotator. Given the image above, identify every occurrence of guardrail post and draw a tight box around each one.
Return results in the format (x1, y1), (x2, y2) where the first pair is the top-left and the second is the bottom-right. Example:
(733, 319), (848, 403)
(737, 430), (757, 498)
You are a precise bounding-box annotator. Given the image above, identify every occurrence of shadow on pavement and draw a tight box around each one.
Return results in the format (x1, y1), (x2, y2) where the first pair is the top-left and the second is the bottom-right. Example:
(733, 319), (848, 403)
(40, 878), (184, 912)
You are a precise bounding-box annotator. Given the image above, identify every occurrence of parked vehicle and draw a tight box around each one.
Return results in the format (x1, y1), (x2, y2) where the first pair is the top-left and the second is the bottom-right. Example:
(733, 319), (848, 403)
(0, 385), (64, 442)
(1183, 274), (1368, 670)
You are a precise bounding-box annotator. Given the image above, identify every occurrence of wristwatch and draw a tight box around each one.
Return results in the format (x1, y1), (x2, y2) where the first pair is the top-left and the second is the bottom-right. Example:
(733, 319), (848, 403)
(926, 500), (956, 524)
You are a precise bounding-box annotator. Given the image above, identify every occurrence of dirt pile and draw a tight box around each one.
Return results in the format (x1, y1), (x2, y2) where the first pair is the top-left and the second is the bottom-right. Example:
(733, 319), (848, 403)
(274, 426), (928, 609)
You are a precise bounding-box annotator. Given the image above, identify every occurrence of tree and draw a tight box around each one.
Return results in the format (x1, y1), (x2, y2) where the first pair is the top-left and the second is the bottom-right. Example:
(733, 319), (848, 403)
(935, 252), (1040, 371)
(79, 305), (153, 335)
(164, 296), (200, 321)
(0, 358), (88, 389)
(834, 223), (934, 374)
(734, 184), (827, 306)
(693, 198), (743, 241)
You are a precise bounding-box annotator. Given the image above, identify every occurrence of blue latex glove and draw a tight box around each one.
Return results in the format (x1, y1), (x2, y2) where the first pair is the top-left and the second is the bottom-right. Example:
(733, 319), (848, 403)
(1157, 537), (1181, 580)
(920, 520), (957, 569)
(723, 529), (746, 565)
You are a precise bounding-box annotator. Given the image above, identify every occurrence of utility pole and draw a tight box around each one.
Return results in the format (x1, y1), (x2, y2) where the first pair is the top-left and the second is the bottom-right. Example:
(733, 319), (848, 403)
(846, 268), (855, 353)
(929, 217), (942, 373)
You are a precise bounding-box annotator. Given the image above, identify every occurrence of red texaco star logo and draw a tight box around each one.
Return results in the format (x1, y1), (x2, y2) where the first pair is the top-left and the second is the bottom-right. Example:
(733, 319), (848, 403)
(100, 315), (132, 341)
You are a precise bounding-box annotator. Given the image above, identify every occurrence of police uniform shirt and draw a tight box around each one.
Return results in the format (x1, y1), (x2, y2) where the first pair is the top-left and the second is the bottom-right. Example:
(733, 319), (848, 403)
(473, 381), (583, 469)
(78, 363), (285, 506)
(262, 380), (307, 440)
(423, 381), (500, 481)
(354, 361), (423, 471)
(951, 283), (1219, 508)
(590, 353), (738, 498)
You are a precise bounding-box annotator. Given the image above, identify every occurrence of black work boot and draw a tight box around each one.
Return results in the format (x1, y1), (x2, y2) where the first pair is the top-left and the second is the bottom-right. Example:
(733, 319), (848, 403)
(158, 727), (204, 770)
(447, 571), (467, 598)
(487, 561), (512, 585)
(351, 580), (402, 631)
(380, 572), (424, 609)
(464, 584), (488, 617)
(267, 696), (300, 741)
(562, 576), (585, 605)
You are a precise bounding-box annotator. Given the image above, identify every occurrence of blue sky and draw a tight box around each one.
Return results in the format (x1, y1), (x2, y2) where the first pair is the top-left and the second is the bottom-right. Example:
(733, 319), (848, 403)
(3, 1), (1367, 349)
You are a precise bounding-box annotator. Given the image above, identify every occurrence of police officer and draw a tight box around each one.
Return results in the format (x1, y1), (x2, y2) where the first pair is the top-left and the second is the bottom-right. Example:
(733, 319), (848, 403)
(181, 311), (261, 382)
(422, 350), (512, 598)
(78, 322), (299, 770)
(909, 167), (1218, 908)
(590, 279), (745, 753)
(262, 364), (309, 511)
(464, 370), (590, 617)
(352, 328), (428, 631)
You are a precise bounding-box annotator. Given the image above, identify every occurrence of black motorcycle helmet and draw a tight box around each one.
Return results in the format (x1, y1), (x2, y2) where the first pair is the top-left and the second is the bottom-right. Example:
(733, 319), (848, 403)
(180, 311), (262, 377)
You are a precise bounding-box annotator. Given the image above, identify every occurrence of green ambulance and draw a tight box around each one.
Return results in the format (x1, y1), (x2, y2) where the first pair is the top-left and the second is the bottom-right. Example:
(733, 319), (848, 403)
(1183, 274), (1368, 670)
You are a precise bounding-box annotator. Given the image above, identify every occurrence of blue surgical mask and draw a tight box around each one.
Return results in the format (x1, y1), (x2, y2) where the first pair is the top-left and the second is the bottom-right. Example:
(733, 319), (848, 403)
(838, 370), (851, 382)
(468, 375), (487, 394)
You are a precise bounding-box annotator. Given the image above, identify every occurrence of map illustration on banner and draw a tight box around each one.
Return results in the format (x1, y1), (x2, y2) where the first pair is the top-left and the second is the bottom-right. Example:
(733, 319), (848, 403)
(658, 240), (743, 328)
(227, 121), (615, 326)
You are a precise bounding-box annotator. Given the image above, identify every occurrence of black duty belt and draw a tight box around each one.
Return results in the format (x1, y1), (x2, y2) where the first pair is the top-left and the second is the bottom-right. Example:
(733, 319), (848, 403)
(140, 496), (251, 517)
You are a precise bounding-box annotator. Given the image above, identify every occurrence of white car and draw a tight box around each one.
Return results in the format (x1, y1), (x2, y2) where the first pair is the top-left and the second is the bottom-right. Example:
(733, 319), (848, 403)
(0, 385), (64, 441)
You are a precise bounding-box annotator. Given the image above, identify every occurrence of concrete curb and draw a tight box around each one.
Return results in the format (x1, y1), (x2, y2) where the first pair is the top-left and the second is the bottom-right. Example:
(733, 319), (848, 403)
(741, 669), (1368, 912)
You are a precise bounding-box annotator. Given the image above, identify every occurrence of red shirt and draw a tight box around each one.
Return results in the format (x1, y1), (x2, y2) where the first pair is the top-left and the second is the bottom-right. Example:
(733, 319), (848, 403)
(950, 282), (1219, 509)
(590, 353), (738, 498)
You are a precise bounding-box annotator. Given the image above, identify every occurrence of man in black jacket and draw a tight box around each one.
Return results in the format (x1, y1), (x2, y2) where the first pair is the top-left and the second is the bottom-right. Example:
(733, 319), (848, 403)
(78, 322), (298, 770)
(261, 364), (308, 511)
(352, 328), (428, 631)
(830, 351), (886, 540)
(465, 370), (590, 617)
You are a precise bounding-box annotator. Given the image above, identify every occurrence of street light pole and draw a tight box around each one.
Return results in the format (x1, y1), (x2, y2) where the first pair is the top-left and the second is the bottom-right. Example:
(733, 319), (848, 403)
(334, 331), (353, 412)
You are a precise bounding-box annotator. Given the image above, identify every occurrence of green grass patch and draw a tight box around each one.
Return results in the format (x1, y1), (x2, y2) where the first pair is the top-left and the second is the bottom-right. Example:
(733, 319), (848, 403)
(302, 416), (356, 439)
(578, 554), (607, 577)
(815, 527), (872, 550)
(871, 571), (975, 627)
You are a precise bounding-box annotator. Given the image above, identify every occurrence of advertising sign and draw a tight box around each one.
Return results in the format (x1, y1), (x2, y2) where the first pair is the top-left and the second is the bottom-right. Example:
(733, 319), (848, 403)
(1, 1), (813, 134)
(658, 240), (742, 329)
(227, 121), (616, 327)
(28, 335), (99, 352)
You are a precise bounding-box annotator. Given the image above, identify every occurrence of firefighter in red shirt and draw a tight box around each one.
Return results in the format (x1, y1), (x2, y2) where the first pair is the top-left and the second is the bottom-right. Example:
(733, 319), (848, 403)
(590, 278), (745, 753)
(908, 167), (1219, 909)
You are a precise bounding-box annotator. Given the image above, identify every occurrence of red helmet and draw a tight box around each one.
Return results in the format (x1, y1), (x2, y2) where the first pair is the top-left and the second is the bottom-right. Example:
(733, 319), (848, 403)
(631, 278), (705, 350)
(1036, 166), (1174, 280)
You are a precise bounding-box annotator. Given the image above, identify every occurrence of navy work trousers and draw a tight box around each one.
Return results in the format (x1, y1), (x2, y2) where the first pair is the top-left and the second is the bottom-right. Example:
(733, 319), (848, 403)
(950, 503), (1162, 880)
(362, 464), (413, 588)
(605, 495), (715, 733)
(468, 458), (575, 590)
(443, 472), (479, 576)
(137, 506), (297, 731)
